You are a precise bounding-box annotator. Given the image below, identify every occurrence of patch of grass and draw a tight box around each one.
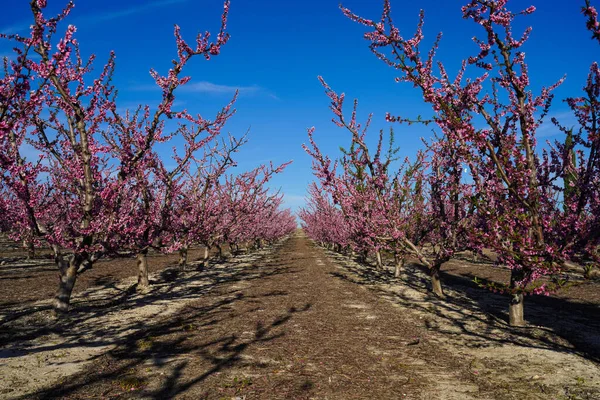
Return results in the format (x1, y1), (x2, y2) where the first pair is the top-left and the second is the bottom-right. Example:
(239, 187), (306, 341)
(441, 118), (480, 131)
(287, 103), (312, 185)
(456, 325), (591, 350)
(182, 323), (197, 332)
(136, 337), (155, 351)
(53, 350), (67, 359)
(223, 376), (253, 394)
(115, 375), (146, 392)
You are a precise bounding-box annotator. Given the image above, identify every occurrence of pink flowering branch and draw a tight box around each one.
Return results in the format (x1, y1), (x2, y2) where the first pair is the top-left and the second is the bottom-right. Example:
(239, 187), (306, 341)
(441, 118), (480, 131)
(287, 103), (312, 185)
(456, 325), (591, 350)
(583, 0), (600, 43)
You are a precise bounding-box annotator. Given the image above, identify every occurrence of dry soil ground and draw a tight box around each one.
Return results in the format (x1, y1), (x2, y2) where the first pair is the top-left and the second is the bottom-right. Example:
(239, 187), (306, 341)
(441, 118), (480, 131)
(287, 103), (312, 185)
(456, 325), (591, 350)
(1, 231), (599, 399)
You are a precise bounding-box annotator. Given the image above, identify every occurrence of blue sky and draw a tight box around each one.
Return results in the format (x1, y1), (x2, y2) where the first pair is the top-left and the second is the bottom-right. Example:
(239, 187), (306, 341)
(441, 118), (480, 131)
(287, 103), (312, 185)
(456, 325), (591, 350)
(1, 0), (597, 213)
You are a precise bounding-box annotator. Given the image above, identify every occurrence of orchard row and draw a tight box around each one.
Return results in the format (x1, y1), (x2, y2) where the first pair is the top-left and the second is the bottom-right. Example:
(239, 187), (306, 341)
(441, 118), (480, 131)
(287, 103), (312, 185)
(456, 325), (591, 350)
(0, 1), (295, 315)
(300, 0), (600, 326)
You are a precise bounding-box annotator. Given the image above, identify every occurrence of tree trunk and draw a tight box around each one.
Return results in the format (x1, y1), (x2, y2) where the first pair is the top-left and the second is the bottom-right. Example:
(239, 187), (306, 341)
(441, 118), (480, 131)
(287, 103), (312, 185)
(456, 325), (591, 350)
(24, 239), (35, 259)
(509, 293), (525, 326)
(509, 269), (525, 326)
(216, 244), (223, 260)
(178, 246), (188, 271)
(394, 253), (404, 278)
(430, 265), (444, 297)
(54, 255), (79, 315)
(137, 249), (149, 291)
(376, 250), (383, 269)
(200, 246), (210, 268)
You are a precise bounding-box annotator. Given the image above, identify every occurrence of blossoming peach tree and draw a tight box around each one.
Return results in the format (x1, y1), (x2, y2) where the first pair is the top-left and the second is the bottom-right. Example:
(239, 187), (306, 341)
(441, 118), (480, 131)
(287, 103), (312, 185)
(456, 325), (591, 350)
(302, 76), (473, 297)
(0, 0), (235, 313)
(334, 0), (599, 325)
(1, 0), (295, 315)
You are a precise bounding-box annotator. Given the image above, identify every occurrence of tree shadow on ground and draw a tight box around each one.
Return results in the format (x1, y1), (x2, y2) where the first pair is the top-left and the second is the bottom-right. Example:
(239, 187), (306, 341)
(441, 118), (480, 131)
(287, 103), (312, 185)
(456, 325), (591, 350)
(0, 242), (296, 360)
(322, 246), (600, 364)
(29, 272), (311, 399)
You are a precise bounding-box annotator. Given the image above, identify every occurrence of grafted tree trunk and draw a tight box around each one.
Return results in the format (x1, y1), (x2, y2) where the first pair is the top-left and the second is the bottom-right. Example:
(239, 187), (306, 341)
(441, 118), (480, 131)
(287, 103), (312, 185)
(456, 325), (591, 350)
(178, 245), (188, 270)
(430, 264), (444, 297)
(137, 249), (149, 291)
(394, 253), (404, 278)
(54, 255), (80, 315)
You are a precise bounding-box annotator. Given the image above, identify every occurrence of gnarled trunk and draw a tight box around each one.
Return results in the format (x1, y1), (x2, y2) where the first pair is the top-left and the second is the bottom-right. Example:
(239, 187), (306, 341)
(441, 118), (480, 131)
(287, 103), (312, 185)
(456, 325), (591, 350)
(137, 249), (149, 291)
(178, 245), (188, 270)
(54, 255), (80, 315)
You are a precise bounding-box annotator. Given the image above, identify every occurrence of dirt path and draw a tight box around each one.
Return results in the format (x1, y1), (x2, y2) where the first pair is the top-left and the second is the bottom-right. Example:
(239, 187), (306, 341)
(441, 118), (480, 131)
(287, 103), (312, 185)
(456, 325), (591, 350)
(3, 231), (600, 399)
(24, 231), (479, 399)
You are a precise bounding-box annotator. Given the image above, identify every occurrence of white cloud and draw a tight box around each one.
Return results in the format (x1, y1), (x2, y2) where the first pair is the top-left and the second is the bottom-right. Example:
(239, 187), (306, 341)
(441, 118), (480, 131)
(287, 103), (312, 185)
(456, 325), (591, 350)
(131, 80), (279, 100)
(537, 110), (577, 138)
(182, 81), (262, 95)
